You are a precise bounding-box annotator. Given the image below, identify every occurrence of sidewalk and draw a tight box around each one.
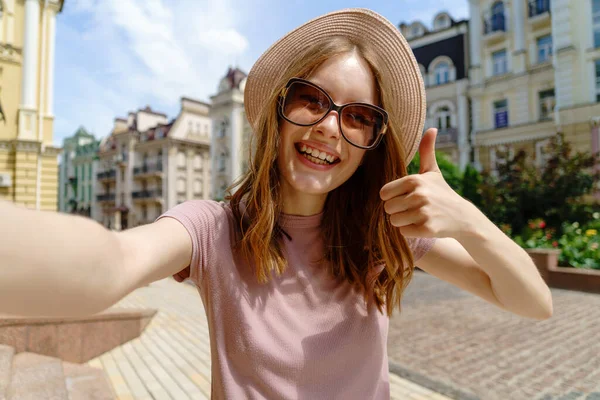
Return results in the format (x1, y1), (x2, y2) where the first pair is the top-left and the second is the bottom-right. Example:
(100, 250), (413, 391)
(87, 278), (453, 400)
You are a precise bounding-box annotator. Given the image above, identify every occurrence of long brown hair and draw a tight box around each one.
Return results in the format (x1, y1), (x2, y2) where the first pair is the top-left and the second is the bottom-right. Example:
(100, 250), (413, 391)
(228, 36), (415, 316)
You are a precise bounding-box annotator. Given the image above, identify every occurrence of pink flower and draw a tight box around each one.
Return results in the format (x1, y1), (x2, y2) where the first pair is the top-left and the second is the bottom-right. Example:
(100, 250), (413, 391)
(539, 221), (546, 229)
(552, 241), (558, 248)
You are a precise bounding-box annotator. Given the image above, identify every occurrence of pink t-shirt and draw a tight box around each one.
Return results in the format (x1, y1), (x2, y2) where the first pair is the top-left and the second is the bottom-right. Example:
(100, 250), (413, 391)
(157, 200), (435, 399)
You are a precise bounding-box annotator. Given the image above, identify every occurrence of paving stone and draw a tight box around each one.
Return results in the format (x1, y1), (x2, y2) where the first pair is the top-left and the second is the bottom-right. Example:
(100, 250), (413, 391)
(388, 271), (600, 400)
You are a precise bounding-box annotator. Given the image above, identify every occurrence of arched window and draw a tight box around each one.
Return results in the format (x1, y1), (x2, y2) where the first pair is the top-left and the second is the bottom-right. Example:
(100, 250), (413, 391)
(434, 14), (451, 30)
(491, 1), (505, 32)
(435, 106), (452, 130)
(435, 62), (450, 85)
(418, 64), (427, 86)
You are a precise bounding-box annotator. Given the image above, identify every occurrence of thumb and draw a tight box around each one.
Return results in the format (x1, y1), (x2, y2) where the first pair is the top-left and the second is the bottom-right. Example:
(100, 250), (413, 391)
(419, 128), (440, 174)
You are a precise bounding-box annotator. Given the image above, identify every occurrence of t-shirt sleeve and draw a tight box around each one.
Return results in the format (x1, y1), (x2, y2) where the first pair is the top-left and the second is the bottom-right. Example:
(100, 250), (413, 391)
(154, 200), (230, 286)
(407, 237), (437, 263)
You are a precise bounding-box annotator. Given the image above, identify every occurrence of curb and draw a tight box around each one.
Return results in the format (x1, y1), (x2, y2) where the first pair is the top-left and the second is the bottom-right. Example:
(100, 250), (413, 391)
(388, 360), (480, 400)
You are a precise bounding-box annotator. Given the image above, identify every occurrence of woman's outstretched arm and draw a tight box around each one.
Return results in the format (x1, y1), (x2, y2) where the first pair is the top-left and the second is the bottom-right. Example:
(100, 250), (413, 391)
(0, 201), (192, 318)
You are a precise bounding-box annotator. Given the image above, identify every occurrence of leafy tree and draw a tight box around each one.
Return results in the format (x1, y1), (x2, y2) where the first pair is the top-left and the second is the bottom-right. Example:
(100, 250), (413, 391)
(408, 151), (463, 194)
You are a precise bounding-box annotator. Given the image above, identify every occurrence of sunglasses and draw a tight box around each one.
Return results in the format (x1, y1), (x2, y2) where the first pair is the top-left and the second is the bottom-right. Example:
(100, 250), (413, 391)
(278, 78), (388, 150)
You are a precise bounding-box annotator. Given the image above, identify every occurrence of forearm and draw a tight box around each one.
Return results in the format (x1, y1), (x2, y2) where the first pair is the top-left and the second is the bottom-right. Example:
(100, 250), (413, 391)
(0, 201), (126, 317)
(456, 203), (553, 320)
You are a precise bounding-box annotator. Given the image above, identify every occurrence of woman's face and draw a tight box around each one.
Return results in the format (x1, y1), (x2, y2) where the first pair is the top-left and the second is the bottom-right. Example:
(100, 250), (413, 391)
(277, 51), (378, 204)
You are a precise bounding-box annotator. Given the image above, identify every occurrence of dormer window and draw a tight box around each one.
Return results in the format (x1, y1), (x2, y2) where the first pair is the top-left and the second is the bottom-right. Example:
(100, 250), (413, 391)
(434, 14), (451, 30)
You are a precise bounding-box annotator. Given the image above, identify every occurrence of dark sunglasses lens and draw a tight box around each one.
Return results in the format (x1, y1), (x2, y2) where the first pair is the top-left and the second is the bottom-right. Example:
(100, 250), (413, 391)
(282, 82), (330, 125)
(341, 105), (385, 148)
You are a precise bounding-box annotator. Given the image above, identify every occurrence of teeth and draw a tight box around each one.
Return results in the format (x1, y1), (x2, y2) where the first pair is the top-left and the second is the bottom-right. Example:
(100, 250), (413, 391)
(297, 144), (338, 164)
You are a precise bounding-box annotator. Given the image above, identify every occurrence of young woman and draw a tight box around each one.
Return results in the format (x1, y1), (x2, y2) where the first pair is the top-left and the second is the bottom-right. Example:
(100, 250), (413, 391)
(0, 8), (552, 400)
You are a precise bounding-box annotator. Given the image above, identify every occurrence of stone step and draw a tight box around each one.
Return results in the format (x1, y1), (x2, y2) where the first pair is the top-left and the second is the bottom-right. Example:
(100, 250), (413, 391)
(62, 361), (116, 400)
(0, 344), (15, 400)
(5, 352), (68, 400)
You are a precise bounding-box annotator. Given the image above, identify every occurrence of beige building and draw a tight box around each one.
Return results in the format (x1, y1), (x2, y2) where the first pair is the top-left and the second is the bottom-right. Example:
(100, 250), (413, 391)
(95, 98), (212, 230)
(210, 67), (253, 200)
(0, 0), (64, 209)
(469, 0), (557, 174)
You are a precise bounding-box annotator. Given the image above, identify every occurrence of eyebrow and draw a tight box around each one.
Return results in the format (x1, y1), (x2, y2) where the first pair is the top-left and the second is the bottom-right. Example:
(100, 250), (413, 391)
(308, 78), (376, 106)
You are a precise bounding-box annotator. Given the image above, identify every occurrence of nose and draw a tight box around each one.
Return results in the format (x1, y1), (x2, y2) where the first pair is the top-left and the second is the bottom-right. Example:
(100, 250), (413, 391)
(313, 111), (341, 140)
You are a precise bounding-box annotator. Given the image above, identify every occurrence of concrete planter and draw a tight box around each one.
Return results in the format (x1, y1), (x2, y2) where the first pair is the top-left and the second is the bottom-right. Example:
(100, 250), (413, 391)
(526, 248), (600, 294)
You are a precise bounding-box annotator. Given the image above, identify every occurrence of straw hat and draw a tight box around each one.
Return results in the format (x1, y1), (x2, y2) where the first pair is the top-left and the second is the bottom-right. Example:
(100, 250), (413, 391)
(244, 8), (426, 165)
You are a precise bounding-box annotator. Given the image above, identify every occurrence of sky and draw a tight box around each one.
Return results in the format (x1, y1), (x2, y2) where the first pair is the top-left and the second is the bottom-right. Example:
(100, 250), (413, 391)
(53, 0), (469, 146)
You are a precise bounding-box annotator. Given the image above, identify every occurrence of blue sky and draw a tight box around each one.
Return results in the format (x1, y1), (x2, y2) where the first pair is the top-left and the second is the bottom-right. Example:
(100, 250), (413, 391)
(53, 0), (468, 146)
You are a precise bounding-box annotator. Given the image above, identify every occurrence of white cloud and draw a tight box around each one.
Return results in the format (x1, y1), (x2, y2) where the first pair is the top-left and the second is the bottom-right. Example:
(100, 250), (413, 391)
(54, 0), (251, 145)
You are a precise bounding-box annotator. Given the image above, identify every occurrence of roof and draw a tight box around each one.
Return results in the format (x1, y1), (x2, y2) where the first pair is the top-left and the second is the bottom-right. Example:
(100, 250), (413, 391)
(224, 67), (247, 90)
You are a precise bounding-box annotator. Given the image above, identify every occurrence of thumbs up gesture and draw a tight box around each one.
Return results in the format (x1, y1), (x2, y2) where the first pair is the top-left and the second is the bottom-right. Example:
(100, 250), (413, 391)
(379, 128), (471, 239)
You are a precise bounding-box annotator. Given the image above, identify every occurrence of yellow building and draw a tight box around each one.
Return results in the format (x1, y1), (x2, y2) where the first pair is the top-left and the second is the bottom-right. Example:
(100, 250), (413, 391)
(469, 0), (556, 174)
(0, 0), (64, 210)
(469, 0), (600, 197)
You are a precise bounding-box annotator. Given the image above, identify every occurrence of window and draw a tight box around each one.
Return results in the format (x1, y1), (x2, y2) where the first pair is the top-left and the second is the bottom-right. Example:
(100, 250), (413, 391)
(492, 50), (508, 75)
(537, 35), (552, 63)
(193, 154), (202, 170)
(434, 62), (450, 85)
(412, 25), (421, 36)
(486, 1), (505, 33)
(539, 89), (555, 120)
(193, 180), (202, 195)
(596, 60), (600, 102)
(177, 178), (186, 194)
(434, 15), (450, 30)
(218, 154), (226, 172)
(494, 99), (509, 128)
(177, 152), (186, 168)
(594, 0), (600, 48)
(435, 107), (452, 130)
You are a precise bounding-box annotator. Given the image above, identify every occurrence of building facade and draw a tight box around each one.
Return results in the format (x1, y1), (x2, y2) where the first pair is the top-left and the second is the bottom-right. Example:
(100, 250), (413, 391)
(400, 12), (471, 171)
(468, 0), (556, 173)
(0, 0), (64, 209)
(467, 0), (600, 199)
(58, 127), (99, 218)
(210, 67), (253, 200)
(95, 99), (212, 230)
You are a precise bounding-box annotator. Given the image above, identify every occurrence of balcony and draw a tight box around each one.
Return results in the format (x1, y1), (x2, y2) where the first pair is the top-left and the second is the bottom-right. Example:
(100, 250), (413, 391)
(97, 169), (116, 181)
(483, 13), (507, 45)
(96, 193), (116, 202)
(528, 0), (551, 28)
(529, 0), (550, 17)
(436, 128), (458, 146)
(133, 163), (163, 179)
(132, 189), (164, 203)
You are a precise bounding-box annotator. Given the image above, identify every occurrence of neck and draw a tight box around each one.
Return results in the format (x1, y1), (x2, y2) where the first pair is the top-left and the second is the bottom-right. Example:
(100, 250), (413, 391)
(280, 183), (327, 216)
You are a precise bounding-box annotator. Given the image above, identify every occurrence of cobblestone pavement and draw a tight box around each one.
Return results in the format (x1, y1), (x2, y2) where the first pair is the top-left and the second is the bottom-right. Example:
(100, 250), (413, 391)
(387, 270), (600, 400)
(88, 278), (453, 399)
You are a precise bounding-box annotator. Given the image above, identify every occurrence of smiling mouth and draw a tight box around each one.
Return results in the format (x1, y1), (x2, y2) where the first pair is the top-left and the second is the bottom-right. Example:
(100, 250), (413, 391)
(295, 143), (340, 166)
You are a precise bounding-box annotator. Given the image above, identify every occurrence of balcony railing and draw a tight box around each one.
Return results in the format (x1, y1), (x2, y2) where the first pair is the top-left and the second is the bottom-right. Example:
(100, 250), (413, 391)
(132, 189), (163, 199)
(96, 193), (116, 202)
(96, 169), (116, 180)
(436, 128), (458, 144)
(133, 163), (163, 176)
(483, 13), (506, 35)
(528, 0), (550, 18)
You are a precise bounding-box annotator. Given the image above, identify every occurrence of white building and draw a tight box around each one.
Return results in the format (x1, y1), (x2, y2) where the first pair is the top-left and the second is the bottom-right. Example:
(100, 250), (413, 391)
(210, 67), (253, 200)
(95, 98), (212, 230)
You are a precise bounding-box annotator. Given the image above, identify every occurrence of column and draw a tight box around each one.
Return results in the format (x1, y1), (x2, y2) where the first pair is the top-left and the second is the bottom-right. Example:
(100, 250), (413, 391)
(468, 0), (483, 85)
(203, 151), (210, 200)
(512, 0), (527, 73)
(46, 7), (57, 116)
(457, 93), (470, 171)
(186, 148), (194, 200)
(18, 0), (40, 140)
(230, 107), (242, 185)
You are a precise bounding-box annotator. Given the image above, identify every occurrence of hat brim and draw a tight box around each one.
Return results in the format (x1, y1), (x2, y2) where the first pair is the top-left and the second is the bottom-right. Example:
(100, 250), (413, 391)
(244, 8), (426, 165)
